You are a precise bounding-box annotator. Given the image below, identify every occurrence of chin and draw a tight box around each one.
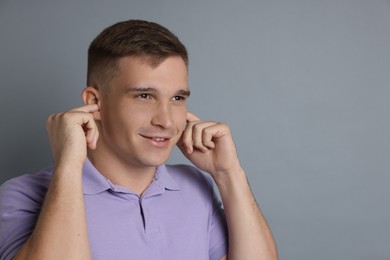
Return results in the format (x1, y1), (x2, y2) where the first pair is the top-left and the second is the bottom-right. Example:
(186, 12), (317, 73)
(140, 154), (171, 167)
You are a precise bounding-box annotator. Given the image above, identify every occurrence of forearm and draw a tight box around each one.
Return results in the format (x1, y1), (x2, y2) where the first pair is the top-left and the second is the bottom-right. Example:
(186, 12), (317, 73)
(214, 168), (278, 260)
(14, 165), (91, 260)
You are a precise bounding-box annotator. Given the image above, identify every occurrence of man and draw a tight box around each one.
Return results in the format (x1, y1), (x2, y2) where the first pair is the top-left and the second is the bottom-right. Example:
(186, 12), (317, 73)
(0, 20), (277, 260)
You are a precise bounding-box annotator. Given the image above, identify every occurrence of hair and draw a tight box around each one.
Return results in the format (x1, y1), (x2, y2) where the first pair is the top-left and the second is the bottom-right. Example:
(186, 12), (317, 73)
(87, 19), (188, 89)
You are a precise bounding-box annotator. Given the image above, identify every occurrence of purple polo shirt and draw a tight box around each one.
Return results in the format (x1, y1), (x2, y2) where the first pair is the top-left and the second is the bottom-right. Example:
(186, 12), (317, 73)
(0, 160), (228, 260)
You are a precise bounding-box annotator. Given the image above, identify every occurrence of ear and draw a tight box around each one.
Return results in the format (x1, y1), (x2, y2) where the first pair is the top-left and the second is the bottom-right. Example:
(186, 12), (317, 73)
(82, 87), (102, 120)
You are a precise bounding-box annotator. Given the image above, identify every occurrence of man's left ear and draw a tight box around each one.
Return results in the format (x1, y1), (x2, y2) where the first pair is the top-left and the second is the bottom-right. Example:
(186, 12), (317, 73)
(82, 86), (101, 120)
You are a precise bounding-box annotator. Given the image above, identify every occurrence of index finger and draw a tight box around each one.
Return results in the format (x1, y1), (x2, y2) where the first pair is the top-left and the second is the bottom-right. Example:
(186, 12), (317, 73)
(69, 104), (99, 113)
(187, 112), (201, 122)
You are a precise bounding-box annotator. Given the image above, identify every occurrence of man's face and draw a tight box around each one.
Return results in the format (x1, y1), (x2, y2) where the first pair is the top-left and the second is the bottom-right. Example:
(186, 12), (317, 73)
(97, 56), (189, 169)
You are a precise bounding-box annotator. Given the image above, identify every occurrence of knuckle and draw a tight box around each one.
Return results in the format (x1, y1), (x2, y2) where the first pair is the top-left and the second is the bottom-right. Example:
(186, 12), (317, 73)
(217, 122), (229, 131)
(46, 115), (53, 124)
(192, 124), (202, 134)
(61, 112), (73, 120)
(46, 114), (57, 128)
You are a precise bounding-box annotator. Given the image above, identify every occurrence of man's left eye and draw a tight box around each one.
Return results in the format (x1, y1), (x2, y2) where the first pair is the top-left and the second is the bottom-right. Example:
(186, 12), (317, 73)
(172, 96), (185, 101)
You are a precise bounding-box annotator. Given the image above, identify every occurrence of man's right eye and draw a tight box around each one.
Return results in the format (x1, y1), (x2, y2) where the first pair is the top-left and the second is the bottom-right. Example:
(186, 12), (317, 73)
(137, 93), (151, 99)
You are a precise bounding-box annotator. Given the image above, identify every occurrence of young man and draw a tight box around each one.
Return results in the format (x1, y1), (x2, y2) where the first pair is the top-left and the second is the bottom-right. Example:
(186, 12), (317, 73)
(0, 20), (277, 260)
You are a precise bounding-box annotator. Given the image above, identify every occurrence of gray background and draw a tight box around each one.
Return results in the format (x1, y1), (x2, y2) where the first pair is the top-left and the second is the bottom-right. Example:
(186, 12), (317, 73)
(1, 0), (389, 259)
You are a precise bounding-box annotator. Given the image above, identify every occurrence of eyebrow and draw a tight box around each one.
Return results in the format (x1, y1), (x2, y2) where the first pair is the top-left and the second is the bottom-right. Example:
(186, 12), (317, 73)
(126, 86), (191, 97)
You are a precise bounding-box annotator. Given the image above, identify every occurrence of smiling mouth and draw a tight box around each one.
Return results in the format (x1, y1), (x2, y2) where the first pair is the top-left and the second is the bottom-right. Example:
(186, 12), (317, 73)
(151, 137), (169, 141)
(140, 135), (171, 142)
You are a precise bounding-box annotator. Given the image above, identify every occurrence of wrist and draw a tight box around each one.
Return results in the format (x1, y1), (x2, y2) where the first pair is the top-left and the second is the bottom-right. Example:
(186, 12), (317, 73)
(54, 159), (85, 178)
(212, 166), (249, 194)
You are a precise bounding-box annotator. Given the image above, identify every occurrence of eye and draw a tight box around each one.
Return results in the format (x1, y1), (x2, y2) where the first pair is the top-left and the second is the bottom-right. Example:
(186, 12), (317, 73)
(172, 96), (186, 101)
(137, 93), (151, 99)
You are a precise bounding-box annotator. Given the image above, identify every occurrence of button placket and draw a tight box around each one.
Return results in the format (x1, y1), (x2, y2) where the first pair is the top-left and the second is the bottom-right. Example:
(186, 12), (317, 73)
(139, 197), (160, 234)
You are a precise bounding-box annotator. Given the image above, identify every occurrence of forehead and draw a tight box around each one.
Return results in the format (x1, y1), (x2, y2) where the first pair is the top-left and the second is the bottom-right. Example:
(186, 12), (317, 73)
(114, 56), (188, 86)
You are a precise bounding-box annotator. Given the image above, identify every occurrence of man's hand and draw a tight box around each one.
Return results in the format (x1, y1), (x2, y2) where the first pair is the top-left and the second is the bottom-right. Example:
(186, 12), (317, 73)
(177, 112), (241, 177)
(46, 104), (100, 168)
(14, 104), (99, 260)
(178, 112), (279, 260)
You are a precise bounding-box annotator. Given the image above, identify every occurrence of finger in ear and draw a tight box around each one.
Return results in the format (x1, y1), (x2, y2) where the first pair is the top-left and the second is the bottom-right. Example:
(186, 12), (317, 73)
(82, 87), (101, 120)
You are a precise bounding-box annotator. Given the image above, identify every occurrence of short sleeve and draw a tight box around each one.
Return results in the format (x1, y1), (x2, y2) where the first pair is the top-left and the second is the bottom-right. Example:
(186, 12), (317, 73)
(0, 171), (51, 260)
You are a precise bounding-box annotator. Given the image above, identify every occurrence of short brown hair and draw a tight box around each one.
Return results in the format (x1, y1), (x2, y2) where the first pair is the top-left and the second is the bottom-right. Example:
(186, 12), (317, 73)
(87, 19), (188, 89)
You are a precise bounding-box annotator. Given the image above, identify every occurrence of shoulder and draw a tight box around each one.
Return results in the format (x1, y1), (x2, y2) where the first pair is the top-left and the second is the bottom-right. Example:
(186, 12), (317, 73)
(0, 167), (53, 258)
(0, 166), (53, 210)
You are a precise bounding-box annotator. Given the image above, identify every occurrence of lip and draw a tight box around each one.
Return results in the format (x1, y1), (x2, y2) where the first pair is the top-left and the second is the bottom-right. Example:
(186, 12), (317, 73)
(140, 134), (172, 148)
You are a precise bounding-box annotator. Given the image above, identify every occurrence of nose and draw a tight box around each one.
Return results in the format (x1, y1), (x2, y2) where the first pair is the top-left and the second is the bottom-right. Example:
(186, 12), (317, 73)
(151, 103), (173, 129)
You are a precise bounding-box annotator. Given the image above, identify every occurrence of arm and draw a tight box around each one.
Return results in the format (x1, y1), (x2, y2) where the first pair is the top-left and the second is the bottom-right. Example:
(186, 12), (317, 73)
(14, 105), (99, 260)
(178, 113), (278, 260)
(216, 166), (277, 260)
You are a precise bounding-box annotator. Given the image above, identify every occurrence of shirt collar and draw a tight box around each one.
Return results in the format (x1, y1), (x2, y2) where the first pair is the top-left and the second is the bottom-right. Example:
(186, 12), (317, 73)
(154, 164), (181, 191)
(82, 159), (180, 195)
(82, 159), (112, 195)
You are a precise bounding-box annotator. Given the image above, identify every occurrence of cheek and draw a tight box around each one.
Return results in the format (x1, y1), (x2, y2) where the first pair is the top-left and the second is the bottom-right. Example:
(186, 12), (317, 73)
(100, 103), (130, 132)
(179, 118), (188, 135)
(176, 109), (188, 131)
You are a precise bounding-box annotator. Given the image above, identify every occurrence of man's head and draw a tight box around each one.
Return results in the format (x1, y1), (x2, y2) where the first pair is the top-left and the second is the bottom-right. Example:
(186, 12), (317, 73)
(87, 19), (188, 91)
(83, 20), (190, 170)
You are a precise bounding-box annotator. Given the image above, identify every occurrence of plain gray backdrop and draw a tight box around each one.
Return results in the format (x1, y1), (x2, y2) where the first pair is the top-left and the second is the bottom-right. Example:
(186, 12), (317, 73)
(1, 1), (389, 259)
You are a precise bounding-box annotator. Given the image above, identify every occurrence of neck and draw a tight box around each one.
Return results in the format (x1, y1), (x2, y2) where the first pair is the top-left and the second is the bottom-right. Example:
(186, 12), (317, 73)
(87, 148), (156, 195)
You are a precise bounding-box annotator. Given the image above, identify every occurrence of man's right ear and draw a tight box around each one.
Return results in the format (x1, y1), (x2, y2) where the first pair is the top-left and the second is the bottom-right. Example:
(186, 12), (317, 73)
(82, 87), (101, 120)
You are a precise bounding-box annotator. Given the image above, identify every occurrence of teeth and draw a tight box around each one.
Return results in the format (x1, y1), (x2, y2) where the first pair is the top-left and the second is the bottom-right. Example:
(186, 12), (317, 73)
(152, 137), (166, 141)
